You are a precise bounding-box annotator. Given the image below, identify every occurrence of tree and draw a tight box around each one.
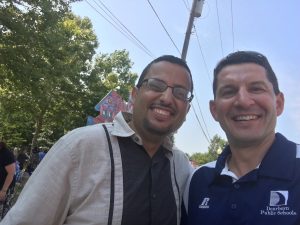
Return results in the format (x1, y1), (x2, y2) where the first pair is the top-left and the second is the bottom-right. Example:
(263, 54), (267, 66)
(189, 152), (212, 167)
(189, 134), (227, 166)
(0, 1), (138, 153)
(0, 0), (97, 148)
(207, 134), (227, 159)
(82, 50), (138, 117)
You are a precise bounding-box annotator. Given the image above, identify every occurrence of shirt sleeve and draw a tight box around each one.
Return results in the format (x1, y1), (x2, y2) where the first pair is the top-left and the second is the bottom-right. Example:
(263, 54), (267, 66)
(3, 150), (15, 166)
(1, 133), (78, 225)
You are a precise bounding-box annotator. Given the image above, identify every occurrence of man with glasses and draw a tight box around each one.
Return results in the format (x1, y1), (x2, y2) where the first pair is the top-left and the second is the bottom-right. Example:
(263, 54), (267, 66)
(181, 51), (300, 225)
(2, 55), (193, 225)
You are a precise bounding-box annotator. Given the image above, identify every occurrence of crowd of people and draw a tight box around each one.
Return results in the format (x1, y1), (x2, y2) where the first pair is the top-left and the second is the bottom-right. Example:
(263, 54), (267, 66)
(0, 143), (46, 220)
(0, 51), (299, 225)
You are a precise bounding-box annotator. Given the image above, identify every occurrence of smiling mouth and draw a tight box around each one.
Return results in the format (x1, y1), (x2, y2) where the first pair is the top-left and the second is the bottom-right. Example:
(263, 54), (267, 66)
(154, 108), (171, 116)
(234, 115), (258, 121)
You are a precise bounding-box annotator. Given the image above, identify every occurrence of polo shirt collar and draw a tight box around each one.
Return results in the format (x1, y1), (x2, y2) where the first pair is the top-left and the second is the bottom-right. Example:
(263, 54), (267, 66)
(215, 133), (296, 181)
(259, 133), (296, 181)
(111, 112), (174, 151)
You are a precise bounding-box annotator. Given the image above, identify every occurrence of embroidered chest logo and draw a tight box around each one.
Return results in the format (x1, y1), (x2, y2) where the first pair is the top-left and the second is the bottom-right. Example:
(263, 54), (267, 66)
(198, 197), (210, 209)
(260, 190), (297, 216)
(270, 191), (288, 206)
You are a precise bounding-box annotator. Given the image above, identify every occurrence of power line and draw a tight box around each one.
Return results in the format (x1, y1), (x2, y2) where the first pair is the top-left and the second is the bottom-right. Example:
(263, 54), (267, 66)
(230, 0), (235, 51)
(215, 0), (224, 56)
(181, 0), (190, 10)
(180, 0), (211, 143)
(191, 103), (211, 144)
(95, 0), (154, 58)
(85, 0), (155, 58)
(147, 0), (181, 55)
(193, 92), (211, 141)
(191, 26), (212, 142)
(95, 0), (154, 57)
(194, 25), (212, 85)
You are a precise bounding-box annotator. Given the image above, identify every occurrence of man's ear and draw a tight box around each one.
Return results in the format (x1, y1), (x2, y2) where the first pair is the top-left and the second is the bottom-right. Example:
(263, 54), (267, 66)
(276, 92), (285, 116)
(187, 102), (191, 112)
(209, 100), (219, 122)
(131, 87), (138, 103)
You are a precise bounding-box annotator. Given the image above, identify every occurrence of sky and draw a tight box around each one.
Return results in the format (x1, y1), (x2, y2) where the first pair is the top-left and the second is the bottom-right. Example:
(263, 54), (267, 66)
(71, 0), (300, 154)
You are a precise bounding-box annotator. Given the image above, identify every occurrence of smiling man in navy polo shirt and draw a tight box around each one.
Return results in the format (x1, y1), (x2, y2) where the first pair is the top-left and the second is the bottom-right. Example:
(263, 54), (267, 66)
(182, 51), (300, 225)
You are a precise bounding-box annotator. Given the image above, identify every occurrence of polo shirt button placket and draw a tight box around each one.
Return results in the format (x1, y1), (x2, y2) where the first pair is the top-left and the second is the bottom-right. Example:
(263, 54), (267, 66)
(233, 183), (240, 189)
(231, 203), (237, 210)
(152, 193), (156, 199)
(230, 183), (240, 214)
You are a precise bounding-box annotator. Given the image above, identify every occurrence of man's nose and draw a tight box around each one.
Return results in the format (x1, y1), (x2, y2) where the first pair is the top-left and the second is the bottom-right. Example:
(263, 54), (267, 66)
(234, 89), (254, 108)
(160, 86), (174, 102)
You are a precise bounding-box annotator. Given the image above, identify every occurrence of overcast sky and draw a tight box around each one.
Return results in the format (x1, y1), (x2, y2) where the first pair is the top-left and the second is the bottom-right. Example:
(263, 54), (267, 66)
(72, 0), (300, 154)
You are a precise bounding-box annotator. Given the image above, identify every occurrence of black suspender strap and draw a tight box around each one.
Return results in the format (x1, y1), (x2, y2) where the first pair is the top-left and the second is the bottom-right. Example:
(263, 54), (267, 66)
(102, 124), (115, 225)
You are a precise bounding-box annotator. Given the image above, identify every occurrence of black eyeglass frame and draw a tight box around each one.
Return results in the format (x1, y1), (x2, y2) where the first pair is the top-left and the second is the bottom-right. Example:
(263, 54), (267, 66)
(139, 78), (194, 102)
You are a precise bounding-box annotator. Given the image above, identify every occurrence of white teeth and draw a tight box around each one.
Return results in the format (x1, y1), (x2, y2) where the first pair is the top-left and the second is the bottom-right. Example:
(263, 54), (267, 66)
(235, 115), (257, 121)
(154, 108), (170, 116)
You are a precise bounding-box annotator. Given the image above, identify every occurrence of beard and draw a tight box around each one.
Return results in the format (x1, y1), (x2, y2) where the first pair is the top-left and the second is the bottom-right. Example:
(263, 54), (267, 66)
(143, 118), (172, 136)
(142, 117), (183, 137)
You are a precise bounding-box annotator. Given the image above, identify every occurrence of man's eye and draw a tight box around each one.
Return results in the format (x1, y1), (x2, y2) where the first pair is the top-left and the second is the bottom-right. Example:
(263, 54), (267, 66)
(220, 89), (235, 97)
(174, 88), (187, 98)
(250, 86), (265, 93)
(150, 83), (163, 91)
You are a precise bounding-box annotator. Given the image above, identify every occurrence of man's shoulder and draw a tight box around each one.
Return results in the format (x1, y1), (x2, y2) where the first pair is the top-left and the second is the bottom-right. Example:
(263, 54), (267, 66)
(171, 145), (187, 156)
(65, 123), (110, 140)
(0, 148), (15, 164)
(190, 161), (217, 183)
(194, 161), (217, 174)
(170, 146), (191, 166)
(296, 144), (300, 159)
(52, 124), (112, 154)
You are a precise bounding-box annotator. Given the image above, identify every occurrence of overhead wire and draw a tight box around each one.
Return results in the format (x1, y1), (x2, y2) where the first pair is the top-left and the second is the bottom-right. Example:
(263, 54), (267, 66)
(191, 103), (211, 144)
(230, 0), (235, 51)
(181, 0), (190, 10)
(180, 0), (211, 143)
(95, 0), (155, 58)
(215, 0), (224, 56)
(189, 25), (212, 143)
(193, 92), (212, 142)
(147, 0), (181, 56)
(194, 25), (212, 85)
(85, 0), (155, 58)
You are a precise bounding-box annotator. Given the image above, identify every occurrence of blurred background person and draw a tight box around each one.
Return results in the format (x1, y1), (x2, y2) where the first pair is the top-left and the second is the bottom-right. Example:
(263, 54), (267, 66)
(0, 141), (16, 219)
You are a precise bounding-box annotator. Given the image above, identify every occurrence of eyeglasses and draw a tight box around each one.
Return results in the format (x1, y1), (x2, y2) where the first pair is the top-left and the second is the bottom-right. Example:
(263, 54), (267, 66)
(140, 78), (193, 102)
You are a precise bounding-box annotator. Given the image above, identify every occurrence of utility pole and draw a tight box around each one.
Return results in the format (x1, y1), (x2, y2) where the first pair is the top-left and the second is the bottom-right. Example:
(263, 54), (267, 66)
(181, 0), (204, 61)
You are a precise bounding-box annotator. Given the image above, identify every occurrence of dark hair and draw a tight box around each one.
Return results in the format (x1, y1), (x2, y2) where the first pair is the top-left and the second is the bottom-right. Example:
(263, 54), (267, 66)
(0, 141), (7, 150)
(213, 51), (280, 98)
(136, 55), (194, 94)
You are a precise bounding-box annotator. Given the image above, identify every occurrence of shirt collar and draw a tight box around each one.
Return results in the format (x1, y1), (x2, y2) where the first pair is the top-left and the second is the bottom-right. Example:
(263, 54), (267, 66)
(110, 112), (174, 151)
(259, 133), (296, 181)
(215, 133), (297, 181)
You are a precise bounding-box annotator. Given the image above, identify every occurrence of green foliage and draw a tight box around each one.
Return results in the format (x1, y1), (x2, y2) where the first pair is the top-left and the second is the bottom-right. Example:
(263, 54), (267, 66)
(207, 134), (227, 159)
(189, 134), (227, 166)
(0, 1), (138, 150)
(190, 152), (214, 167)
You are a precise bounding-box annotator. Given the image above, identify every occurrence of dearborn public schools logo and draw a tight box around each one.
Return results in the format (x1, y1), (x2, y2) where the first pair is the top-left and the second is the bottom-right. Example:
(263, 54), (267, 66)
(270, 190), (288, 206)
(260, 190), (297, 216)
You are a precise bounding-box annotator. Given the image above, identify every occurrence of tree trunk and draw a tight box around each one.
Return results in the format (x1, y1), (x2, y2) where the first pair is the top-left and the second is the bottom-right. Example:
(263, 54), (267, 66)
(31, 112), (44, 152)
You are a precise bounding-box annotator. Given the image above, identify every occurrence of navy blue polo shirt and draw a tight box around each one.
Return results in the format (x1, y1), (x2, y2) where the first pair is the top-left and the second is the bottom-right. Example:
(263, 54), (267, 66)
(184, 133), (300, 225)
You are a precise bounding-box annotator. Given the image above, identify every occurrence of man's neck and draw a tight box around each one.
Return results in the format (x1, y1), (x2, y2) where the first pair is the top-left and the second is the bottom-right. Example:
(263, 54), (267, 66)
(228, 135), (276, 178)
(128, 121), (165, 157)
(142, 141), (163, 157)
